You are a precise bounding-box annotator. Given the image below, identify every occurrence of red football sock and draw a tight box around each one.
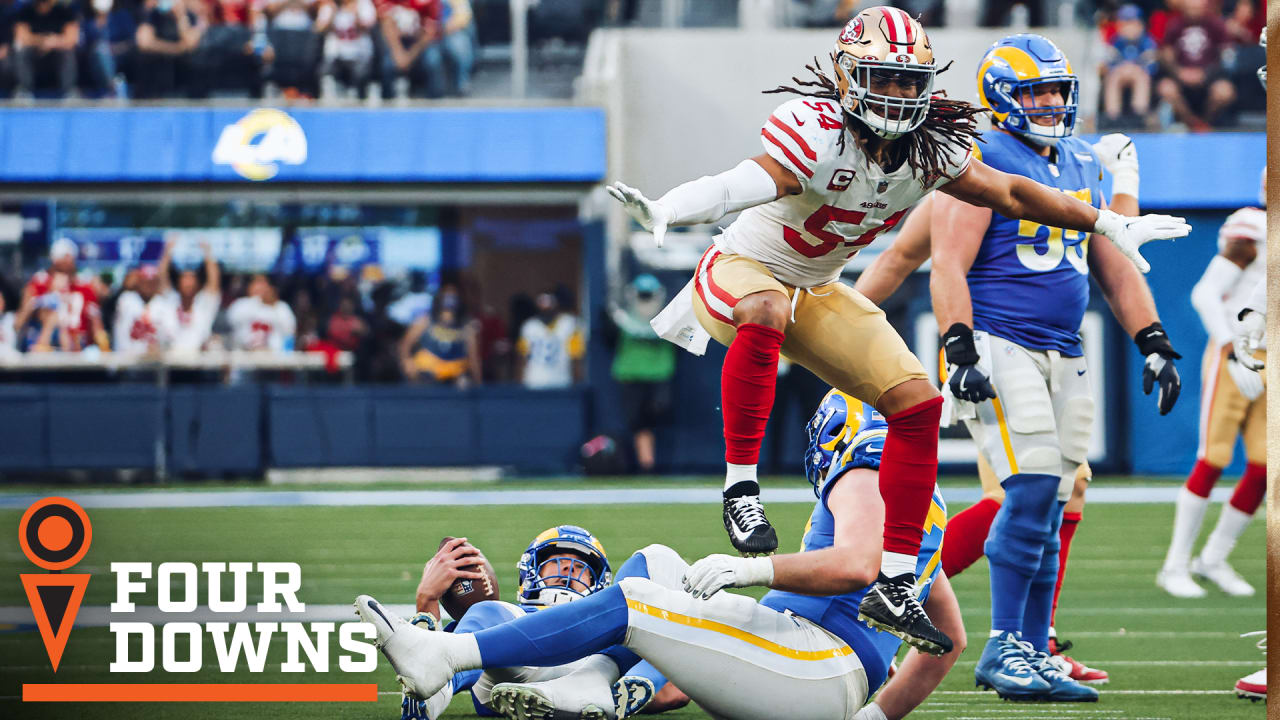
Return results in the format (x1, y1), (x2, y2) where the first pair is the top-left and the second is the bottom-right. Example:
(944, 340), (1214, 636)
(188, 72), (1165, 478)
(721, 323), (784, 466)
(1050, 510), (1082, 627)
(1229, 463), (1266, 514)
(1185, 459), (1223, 498)
(880, 396), (944, 558)
(940, 497), (1001, 577)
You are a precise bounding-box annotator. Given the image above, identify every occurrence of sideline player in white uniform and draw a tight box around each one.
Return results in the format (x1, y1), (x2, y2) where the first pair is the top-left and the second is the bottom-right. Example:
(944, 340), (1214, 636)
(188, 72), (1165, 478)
(357, 388), (965, 720)
(606, 6), (1189, 655)
(1157, 206), (1266, 599)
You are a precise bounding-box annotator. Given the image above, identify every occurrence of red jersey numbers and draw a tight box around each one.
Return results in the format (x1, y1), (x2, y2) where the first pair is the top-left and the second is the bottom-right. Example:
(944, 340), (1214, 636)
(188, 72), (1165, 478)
(783, 205), (908, 258)
(802, 101), (843, 130)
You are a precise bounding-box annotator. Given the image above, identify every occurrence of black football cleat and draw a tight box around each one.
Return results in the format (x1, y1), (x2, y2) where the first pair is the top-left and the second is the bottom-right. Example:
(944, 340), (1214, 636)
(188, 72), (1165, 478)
(722, 485), (778, 557)
(857, 572), (953, 656)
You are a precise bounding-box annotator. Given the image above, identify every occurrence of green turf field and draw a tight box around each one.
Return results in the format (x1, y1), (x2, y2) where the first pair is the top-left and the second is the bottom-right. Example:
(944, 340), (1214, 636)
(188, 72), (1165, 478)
(0, 489), (1266, 719)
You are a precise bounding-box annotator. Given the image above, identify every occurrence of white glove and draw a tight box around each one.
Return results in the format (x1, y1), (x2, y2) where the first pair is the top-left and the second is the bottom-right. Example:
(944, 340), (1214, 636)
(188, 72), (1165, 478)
(606, 181), (673, 248)
(681, 554), (774, 600)
(1226, 355), (1264, 401)
(1091, 133), (1140, 199)
(1093, 209), (1190, 274)
(1232, 309), (1266, 371)
(853, 702), (890, 720)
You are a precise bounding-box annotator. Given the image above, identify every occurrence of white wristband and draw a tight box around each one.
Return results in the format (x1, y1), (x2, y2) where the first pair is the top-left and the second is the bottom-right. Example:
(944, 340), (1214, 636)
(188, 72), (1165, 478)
(1110, 169), (1140, 202)
(743, 556), (775, 587)
(853, 701), (890, 720)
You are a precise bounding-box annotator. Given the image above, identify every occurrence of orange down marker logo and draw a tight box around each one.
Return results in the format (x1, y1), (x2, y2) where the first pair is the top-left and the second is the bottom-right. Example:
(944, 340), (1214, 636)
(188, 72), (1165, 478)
(19, 497), (92, 672)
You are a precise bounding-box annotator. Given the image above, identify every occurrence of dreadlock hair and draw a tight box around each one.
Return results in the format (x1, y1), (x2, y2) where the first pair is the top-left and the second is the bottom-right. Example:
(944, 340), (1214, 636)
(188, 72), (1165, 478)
(764, 56), (989, 188)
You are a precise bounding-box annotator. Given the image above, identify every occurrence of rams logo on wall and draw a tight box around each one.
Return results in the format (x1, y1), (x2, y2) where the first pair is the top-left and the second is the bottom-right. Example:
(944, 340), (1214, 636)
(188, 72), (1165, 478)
(212, 109), (308, 181)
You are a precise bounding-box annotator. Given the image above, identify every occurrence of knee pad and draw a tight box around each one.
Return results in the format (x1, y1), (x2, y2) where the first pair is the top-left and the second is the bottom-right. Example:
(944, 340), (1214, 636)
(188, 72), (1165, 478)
(618, 576), (665, 605)
(986, 473), (1060, 571)
(629, 544), (689, 589)
(1058, 395), (1095, 464)
(1014, 445), (1062, 477)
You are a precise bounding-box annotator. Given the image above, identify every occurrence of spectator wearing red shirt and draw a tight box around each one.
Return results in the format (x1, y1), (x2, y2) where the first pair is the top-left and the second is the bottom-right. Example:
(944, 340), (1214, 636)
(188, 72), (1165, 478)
(17, 239), (108, 352)
(375, 0), (445, 98)
(1157, 0), (1237, 129)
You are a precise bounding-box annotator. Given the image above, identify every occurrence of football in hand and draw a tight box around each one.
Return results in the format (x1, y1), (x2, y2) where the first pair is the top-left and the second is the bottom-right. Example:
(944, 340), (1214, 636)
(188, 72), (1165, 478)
(438, 536), (500, 620)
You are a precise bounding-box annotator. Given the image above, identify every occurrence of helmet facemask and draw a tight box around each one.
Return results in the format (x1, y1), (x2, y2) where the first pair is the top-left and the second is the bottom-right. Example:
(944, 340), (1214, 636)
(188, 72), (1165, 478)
(999, 76), (1078, 146)
(518, 542), (610, 607)
(837, 51), (936, 139)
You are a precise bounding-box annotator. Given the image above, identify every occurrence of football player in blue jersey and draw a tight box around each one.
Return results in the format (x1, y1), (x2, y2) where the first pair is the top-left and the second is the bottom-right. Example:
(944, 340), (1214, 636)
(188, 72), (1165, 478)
(857, 33), (1185, 702)
(357, 388), (965, 720)
(400, 525), (681, 720)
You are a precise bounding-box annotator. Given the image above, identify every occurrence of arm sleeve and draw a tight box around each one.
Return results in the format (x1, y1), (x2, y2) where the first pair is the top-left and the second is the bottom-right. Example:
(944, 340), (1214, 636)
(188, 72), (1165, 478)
(1243, 277), (1267, 318)
(657, 158), (778, 227)
(1190, 255), (1243, 345)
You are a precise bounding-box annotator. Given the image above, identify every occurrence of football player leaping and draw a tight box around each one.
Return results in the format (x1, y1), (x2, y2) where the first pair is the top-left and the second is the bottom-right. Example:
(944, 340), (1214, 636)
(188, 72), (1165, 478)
(855, 34), (1186, 701)
(606, 7), (1189, 655)
(1157, 205), (1266, 600)
(358, 388), (965, 720)
(400, 525), (688, 720)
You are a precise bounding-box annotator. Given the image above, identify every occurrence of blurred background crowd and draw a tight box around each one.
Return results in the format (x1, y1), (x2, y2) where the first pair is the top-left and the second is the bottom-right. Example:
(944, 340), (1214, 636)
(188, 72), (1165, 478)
(0, 0), (1264, 129)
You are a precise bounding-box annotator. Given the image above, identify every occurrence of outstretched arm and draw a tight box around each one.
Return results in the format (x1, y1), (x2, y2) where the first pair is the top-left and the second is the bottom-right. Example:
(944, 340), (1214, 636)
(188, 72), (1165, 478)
(607, 154), (791, 247)
(941, 159), (1189, 273)
(853, 194), (933, 305)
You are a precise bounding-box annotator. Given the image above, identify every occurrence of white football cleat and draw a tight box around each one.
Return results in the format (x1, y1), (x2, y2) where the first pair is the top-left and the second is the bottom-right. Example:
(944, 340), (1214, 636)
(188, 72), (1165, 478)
(489, 675), (617, 720)
(1190, 557), (1256, 596)
(1156, 566), (1207, 598)
(354, 594), (458, 700)
(1235, 668), (1266, 700)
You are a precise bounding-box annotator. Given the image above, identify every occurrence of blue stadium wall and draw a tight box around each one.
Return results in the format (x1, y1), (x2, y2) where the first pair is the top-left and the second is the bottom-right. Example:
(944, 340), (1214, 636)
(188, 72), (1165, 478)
(0, 106), (1261, 476)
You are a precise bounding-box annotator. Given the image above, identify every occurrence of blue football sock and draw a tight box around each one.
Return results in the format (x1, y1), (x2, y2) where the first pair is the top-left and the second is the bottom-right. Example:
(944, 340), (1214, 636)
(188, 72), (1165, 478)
(985, 473), (1058, 636)
(473, 584), (629, 668)
(1021, 500), (1065, 653)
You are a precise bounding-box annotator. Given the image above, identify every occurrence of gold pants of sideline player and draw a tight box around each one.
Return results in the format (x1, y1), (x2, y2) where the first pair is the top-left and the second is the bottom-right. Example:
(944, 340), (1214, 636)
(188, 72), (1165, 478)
(1197, 344), (1266, 467)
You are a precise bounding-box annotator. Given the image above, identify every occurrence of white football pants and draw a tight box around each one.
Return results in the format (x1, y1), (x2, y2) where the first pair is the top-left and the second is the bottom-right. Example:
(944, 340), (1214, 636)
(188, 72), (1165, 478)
(957, 331), (1095, 501)
(618, 544), (868, 720)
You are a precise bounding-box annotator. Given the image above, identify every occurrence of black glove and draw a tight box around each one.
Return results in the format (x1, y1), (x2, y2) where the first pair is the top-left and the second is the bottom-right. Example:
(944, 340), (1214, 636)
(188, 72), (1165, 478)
(1135, 322), (1181, 415)
(942, 323), (997, 403)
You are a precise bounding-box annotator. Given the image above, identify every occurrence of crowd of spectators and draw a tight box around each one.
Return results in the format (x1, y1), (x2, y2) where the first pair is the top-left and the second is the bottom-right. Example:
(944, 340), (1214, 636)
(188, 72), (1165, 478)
(1097, 0), (1265, 130)
(0, 0), (478, 99)
(0, 237), (588, 389)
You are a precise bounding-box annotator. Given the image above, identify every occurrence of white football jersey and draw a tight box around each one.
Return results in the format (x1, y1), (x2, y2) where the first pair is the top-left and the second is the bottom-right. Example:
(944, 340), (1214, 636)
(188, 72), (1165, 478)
(113, 291), (179, 354)
(519, 315), (584, 389)
(227, 296), (297, 352)
(166, 289), (221, 353)
(722, 97), (972, 288)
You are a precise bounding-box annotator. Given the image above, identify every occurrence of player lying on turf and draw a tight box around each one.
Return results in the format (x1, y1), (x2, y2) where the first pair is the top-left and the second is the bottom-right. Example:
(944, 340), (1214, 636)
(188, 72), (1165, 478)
(400, 526), (690, 720)
(852, 34), (1186, 701)
(606, 6), (1189, 658)
(358, 389), (966, 720)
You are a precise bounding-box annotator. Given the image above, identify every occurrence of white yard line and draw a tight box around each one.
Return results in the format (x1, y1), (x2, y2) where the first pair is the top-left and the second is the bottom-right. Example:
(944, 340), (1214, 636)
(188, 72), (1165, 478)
(0, 486), (1247, 510)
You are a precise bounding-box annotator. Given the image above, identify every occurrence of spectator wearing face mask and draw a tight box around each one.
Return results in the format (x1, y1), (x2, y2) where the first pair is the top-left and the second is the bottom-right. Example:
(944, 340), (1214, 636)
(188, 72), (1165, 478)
(13, 0), (79, 98)
(80, 0), (135, 97)
(517, 290), (584, 390)
(605, 274), (675, 473)
(400, 284), (480, 387)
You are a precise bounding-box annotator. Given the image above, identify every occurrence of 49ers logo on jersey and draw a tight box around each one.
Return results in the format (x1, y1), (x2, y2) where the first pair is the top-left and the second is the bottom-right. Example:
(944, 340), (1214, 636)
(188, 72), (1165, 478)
(827, 169), (857, 192)
(839, 16), (863, 44)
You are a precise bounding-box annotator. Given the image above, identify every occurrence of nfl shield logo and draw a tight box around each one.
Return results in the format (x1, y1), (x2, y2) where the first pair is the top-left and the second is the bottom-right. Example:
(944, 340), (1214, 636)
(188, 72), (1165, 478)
(876, 181), (889, 193)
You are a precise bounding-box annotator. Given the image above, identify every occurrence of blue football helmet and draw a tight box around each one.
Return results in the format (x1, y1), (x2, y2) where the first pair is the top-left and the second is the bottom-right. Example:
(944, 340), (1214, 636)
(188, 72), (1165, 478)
(516, 525), (611, 606)
(804, 390), (855, 494)
(976, 34), (1078, 146)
